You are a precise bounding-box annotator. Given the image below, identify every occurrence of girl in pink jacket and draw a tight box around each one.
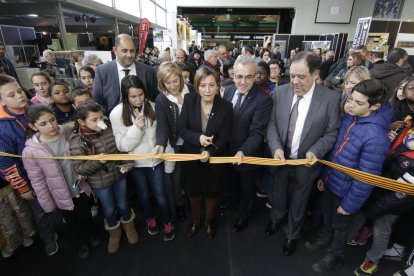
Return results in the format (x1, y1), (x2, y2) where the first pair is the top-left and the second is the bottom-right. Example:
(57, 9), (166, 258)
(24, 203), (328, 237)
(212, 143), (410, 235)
(22, 105), (99, 259)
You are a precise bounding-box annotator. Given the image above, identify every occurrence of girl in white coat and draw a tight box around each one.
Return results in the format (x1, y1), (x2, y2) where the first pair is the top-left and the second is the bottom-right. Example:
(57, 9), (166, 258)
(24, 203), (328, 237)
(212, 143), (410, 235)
(109, 75), (175, 242)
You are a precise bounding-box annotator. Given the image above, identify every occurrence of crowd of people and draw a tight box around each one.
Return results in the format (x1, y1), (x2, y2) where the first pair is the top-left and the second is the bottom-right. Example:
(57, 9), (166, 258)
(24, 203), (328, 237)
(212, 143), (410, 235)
(0, 33), (414, 276)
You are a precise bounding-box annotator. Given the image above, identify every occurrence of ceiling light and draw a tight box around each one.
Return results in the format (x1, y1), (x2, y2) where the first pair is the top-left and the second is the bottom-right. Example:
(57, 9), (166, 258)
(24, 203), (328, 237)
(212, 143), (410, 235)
(27, 14), (38, 17)
(42, 32), (47, 35)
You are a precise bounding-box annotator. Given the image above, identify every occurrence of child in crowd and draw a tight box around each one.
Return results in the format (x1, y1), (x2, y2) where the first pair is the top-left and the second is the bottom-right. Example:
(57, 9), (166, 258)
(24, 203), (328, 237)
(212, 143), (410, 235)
(49, 80), (75, 125)
(22, 105), (99, 259)
(69, 101), (137, 253)
(306, 80), (392, 272)
(30, 71), (52, 105)
(390, 77), (414, 130)
(110, 75), (175, 241)
(71, 87), (93, 109)
(78, 66), (95, 94)
(0, 75), (58, 256)
(255, 61), (275, 96)
(177, 63), (192, 84)
(354, 125), (414, 275)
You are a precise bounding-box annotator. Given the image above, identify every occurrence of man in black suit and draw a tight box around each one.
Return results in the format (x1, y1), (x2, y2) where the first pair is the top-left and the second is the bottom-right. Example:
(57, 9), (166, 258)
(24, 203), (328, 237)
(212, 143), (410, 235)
(223, 56), (272, 233)
(93, 34), (157, 114)
(266, 52), (341, 256)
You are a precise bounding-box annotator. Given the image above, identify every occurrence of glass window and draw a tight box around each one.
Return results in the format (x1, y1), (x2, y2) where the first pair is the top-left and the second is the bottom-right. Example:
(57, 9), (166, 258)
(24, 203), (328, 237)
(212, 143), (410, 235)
(156, 6), (166, 27)
(141, 0), (156, 24)
(115, 0), (139, 16)
(92, 0), (113, 7)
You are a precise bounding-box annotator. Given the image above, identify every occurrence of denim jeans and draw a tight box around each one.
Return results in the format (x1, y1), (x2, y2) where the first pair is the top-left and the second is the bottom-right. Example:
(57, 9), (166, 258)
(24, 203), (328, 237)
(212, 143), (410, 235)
(93, 178), (131, 227)
(366, 213), (399, 264)
(131, 163), (171, 223)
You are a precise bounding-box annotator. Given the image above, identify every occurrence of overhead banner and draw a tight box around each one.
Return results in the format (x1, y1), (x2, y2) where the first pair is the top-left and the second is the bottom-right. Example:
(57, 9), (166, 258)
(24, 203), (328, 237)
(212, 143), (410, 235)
(138, 18), (150, 55)
(352, 17), (372, 47)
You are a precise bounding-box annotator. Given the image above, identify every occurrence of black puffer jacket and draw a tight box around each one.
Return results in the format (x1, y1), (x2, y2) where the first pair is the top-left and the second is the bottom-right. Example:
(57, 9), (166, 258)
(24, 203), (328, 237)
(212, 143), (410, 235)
(365, 144), (414, 219)
(370, 62), (410, 100)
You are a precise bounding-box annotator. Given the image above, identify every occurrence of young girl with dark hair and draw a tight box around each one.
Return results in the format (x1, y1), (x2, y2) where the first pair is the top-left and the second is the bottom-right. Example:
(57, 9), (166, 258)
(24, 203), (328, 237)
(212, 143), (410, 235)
(22, 105), (99, 258)
(69, 101), (138, 253)
(109, 75), (175, 241)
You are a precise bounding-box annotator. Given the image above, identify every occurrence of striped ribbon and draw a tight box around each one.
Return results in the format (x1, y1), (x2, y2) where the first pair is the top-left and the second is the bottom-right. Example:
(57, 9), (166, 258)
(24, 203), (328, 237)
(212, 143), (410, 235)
(1, 151), (413, 195)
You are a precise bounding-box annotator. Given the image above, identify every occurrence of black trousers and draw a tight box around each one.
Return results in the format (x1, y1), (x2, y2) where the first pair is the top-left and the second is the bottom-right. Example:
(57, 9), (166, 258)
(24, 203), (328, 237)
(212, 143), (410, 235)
(60, 193), (97, 247)
(228, 167), (258, 220)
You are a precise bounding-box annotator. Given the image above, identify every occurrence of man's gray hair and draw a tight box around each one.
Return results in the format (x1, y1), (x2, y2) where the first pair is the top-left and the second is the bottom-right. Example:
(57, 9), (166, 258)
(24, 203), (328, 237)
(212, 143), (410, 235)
(158, 51), (171, 63)
(82, 54), (99, 66)
(326, 50), (335, 57)
(234, 55), (257, 69)
(204, 49), (217, 61)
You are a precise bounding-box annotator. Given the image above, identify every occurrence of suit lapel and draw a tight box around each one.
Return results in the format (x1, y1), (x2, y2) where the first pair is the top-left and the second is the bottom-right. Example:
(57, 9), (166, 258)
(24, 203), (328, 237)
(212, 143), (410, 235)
(111, 61), (120, 90)
(224, 85), (236, 102)
(299, 85), (322, 144)
(195, 96), (202, 134)
(281, 88), (295, 143)
(205, 97), (219, 136)
(236, 86), (257, 116)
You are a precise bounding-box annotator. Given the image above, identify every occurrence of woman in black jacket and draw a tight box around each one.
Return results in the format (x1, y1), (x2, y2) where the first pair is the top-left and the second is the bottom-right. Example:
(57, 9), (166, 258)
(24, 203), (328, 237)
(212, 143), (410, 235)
(179, 66), (233, 239)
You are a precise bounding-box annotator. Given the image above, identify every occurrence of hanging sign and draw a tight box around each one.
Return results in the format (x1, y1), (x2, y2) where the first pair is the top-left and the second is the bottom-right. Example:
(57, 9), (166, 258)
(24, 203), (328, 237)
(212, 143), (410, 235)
(138, 18), (151, 55)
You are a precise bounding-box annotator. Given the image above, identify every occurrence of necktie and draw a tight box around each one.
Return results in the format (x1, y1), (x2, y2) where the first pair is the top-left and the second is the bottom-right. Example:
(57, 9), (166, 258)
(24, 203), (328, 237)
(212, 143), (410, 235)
(123, 69), (130, 77)
(285, 96), (303, 156)
(234, 92), (244, 114)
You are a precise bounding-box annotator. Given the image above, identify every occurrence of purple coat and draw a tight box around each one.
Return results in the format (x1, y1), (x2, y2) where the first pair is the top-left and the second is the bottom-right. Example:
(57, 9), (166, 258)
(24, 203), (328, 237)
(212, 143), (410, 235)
(22, 132), (89, 213)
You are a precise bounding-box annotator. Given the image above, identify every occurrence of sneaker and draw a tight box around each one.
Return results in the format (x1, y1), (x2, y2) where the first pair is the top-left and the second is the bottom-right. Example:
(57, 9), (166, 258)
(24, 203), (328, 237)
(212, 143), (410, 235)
(44, 233), (59, 256)
(1, 249), (14, 258)
(265, 201), (272, 209)
(256, 191), (268, 198)
(312, 253), (343, 272)
(305, 235), (331, 250)
(22, 237), (34, 247)
(163, 222), (175, 242)
(347, 239), (358, 246)
(384, 243), (405, 261)
(356, 227), (373, 246)
(146, 218), (159, 235)
(393, 263), (414, 276)
(354, 259), (379, 275)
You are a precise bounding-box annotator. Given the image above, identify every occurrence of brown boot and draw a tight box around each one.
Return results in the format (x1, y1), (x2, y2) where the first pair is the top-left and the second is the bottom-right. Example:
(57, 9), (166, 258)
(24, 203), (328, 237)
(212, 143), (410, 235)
(121, 211), (139, 244)
(105, 221), (121, 254)
(186, 196), (201, 237)
(205, 198), (217, 239)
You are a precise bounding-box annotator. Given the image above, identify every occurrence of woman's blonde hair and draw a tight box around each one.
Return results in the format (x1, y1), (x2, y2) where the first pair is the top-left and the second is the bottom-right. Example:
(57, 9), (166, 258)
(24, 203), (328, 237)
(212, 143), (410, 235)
(157, 61), (184, 94)
(344, 66), (370, 83)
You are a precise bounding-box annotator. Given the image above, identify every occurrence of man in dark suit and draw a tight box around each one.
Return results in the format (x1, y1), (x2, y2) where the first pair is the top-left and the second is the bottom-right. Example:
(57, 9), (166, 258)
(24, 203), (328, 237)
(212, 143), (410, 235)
(266, 52), (341, 255)
(223, 56), (272, 233)
(0, 42), (21, 85)
(93, 34), (157, 114)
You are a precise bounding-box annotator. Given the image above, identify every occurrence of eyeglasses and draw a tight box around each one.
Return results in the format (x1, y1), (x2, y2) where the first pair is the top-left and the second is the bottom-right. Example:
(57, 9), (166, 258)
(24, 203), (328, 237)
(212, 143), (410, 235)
(234, 74), (255, 81)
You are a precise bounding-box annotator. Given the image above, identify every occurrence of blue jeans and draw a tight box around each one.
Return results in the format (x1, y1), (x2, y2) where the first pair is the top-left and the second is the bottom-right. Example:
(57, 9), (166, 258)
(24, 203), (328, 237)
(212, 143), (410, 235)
(93, 178), (131, 227)
(131, 163), (171, 223)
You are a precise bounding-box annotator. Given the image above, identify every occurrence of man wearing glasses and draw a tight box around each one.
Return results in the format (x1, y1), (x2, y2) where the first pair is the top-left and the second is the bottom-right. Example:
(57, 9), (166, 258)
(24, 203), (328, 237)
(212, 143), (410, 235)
(223, 56), (272, 233)
(266, 51), (341, 256)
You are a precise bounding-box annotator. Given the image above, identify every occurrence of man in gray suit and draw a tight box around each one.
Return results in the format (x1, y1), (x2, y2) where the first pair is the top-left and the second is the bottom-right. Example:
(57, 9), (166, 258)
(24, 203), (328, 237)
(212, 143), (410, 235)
(266, 51), (341, 255)
(93, 34), (157, 114)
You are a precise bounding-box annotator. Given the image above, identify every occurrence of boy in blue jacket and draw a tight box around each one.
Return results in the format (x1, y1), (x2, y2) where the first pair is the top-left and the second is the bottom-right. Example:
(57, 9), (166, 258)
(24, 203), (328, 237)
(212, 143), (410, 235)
(0, 75), (58, 256)
(307, 80), (392, 272)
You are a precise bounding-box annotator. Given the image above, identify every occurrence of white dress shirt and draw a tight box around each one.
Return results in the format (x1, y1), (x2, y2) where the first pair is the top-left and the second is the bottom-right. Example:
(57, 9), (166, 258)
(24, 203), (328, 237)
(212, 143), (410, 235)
(116, 60), (136, 99)
(289, 82), (315, 159)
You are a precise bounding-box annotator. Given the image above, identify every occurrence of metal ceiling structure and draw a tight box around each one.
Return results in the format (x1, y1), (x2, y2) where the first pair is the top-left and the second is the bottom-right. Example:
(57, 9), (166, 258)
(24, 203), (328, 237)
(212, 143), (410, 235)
(0, 0), (148, 35)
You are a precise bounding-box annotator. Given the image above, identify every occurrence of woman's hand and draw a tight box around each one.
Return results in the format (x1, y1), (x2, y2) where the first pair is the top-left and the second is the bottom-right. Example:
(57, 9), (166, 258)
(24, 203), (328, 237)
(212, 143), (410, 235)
(135, 115), (145, 129)
(200, 151), (210, 162)
(199, 135), (214, 147)
(153, 145), (164, 155)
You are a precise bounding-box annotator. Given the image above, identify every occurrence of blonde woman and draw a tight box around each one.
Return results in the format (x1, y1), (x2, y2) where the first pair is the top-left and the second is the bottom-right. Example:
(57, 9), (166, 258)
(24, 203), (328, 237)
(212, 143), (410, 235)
(154, 61), (195, 221)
